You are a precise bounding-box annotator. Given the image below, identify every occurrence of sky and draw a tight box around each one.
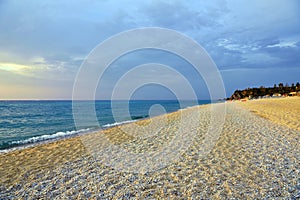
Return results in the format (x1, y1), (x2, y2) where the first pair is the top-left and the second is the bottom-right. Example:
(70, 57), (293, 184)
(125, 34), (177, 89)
(0, 0), (299, 100)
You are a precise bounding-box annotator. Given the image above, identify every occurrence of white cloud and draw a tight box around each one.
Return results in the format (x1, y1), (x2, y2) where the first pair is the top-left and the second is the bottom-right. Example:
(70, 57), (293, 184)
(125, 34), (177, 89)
(266, 41), (298, 48)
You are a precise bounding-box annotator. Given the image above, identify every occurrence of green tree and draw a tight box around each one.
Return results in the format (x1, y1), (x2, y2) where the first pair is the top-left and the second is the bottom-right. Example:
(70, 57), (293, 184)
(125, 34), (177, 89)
(291, 83), (295, 91)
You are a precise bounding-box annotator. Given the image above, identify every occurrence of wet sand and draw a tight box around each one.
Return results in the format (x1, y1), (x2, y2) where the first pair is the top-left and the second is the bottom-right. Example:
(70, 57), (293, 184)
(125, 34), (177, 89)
(1, 98), (299, 199)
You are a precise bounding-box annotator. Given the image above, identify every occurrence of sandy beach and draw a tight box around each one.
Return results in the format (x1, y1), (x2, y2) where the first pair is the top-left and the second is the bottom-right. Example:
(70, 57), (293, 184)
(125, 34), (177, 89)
(1, 97), (299, 199)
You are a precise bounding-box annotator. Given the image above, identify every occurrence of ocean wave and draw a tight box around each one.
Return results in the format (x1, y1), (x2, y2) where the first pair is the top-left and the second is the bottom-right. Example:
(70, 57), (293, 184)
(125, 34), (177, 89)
(102, 120), (138, 128)
(11, 128), (90, 145)
(102, 115), (149, 128)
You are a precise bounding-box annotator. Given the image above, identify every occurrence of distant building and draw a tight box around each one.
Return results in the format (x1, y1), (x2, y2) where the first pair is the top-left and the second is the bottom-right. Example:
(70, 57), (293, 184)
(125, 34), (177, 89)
(272, 93), (281, 97)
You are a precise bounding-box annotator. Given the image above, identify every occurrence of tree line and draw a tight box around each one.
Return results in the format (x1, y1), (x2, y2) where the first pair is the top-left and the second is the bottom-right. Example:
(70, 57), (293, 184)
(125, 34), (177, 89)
(228, 82), (300, 100)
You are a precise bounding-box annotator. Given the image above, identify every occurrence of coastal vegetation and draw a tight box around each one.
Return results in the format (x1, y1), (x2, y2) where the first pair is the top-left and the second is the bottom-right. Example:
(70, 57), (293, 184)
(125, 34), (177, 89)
(228, 82), (300, 100)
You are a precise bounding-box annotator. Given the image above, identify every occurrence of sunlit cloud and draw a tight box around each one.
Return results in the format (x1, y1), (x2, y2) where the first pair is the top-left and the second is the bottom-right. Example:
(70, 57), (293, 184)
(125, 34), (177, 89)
(0, 56), (79, 81)
(0, 62), (32, 74)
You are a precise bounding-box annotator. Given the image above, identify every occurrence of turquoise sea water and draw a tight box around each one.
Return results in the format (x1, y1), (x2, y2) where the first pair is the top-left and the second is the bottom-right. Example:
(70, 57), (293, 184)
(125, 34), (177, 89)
(0, 100), (211, 151)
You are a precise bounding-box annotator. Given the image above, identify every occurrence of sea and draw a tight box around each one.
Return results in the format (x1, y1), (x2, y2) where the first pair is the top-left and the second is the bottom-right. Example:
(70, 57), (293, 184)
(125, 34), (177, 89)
(0, 100), (212, 151)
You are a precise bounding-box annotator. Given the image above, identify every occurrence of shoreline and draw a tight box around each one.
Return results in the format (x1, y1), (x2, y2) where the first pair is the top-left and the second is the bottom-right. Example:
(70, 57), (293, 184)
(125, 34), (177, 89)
(0, 100), (216, 154)
(0, 128), (96, 154)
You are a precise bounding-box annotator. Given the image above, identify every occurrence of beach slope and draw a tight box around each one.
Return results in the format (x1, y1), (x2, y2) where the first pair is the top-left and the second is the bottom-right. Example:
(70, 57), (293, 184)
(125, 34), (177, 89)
(1, 98), (299, 199)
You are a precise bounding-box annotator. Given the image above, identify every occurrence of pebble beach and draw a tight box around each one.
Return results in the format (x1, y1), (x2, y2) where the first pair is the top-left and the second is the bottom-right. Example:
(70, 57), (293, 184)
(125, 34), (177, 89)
(1, 97), (299, 199)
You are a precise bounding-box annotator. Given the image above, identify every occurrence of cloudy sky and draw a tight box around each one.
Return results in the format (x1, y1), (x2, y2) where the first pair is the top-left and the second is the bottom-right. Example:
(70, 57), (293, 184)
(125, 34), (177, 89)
(0, 0), (299, 100)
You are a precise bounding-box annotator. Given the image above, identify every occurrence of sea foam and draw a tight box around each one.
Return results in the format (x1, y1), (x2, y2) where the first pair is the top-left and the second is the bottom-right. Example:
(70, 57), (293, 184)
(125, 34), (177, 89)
(11, 128), (90, 145)
(102, 120), (138, 128)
